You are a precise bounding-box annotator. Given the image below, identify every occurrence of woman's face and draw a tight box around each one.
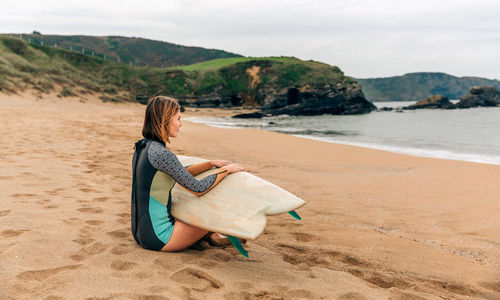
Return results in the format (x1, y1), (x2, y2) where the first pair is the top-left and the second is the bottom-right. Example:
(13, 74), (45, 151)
(168, 110), (182, 138)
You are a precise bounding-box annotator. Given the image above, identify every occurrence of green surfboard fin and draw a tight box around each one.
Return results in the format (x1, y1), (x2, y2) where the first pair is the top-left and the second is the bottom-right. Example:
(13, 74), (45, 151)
(288, 210), (301, 220)
(227, 235), (248, 258)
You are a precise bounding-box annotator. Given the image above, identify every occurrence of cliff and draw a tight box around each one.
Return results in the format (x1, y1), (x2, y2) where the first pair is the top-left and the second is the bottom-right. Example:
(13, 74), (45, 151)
(356, 72), (500, 102)
(0, 35), (374, 115)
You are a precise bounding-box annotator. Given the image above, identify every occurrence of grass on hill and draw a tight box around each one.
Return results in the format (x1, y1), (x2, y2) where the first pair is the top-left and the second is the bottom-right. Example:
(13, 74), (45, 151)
(10, 33), (242, 67)
(0, 35), (351, 105)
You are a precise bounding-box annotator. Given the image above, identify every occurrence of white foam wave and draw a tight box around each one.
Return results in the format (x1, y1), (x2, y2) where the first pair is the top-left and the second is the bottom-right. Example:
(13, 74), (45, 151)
(292, 135), (500, 166)
(184, 117), (500, 166)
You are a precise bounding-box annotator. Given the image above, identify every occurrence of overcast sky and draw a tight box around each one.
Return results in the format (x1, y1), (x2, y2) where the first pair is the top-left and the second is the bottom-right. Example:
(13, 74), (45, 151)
(1, 0), (499, 79)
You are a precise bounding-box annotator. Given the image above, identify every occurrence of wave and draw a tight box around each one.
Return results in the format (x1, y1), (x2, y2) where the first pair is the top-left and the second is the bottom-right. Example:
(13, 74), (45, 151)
(271, 128), (353, 136)
(292, 134), (500, 166)
(185, 116), (500, 166)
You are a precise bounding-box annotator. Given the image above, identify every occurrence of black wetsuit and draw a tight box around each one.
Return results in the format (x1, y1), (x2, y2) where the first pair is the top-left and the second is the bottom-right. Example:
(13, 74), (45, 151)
(131, 138), (227, 251)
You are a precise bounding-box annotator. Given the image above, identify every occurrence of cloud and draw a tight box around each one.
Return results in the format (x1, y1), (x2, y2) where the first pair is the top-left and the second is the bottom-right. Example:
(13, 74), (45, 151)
(1, 0), (499, 79)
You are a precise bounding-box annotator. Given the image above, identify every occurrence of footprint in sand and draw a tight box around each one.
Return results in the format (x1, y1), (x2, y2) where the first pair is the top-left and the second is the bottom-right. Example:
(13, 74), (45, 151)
(0, 210), (12, 217)
(106, 229), (129, 239)
(69, 252), (87, 262)
(77, 207), (103, 214)
(170, 267), (224, 292)
(225, 289), (315, 300)
(206, 249), (234, 262)
(44, 188), (64, 196)
(63, 217), (82, 225)
(291, 232), (320, 242)
(93, 196), (108, 202)
(111, 244), (134, 255)
(16, 264), (81, 282)
(79, 188), (96, 193)
(11, 193), (37, 198)
(276, 243), (308, 255)
(1, 229), (29, 237)
(154, 257), (184, 270)
(85, 220), (104, 226)
(337, 292), (369, 300)
(110, 260), (138, 271)
(147, 286), (170, 293)
(340, 254), (372, 268)
(197, 259), (217, 269)
(78, 226), (98, 238)
(116, 218), (128, 225)
(79, 241), (107, 256)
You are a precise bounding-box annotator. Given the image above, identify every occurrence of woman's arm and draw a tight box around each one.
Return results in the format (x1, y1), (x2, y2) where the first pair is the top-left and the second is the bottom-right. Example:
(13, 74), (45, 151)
(148, 142), (228, 196)
(185, 161), (214, 176)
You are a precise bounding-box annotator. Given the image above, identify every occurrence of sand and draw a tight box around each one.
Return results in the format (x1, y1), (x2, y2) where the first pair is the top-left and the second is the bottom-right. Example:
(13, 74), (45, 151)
(1, 91), (499, 299)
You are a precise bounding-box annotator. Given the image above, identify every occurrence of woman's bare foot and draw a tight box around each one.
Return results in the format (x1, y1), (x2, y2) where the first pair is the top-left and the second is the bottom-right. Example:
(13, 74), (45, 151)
(207, 232), (232, 246)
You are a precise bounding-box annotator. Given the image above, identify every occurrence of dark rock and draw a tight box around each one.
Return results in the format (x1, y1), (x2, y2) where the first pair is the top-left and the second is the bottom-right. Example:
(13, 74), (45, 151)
(232, 112), (266, 119)
(177, 79), (375, 116)
(263, 83), (376, 116)
(377, 107), (393, 111)
(455, 86), (500, 108)
(403, 95), (455, 110)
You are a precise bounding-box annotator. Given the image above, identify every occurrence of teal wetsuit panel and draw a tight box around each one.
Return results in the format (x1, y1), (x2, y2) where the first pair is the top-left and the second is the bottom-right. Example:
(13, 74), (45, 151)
(149, 196), (174, 244)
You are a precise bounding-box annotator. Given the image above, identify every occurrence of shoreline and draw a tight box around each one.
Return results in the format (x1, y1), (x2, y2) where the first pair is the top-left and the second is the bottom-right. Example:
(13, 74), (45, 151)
(184, 114), (500, 167)
(2, 93), (500, 299)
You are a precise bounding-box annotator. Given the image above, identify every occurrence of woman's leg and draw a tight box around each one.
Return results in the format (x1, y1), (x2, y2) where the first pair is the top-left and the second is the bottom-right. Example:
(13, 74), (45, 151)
(161, 219), (209, 252)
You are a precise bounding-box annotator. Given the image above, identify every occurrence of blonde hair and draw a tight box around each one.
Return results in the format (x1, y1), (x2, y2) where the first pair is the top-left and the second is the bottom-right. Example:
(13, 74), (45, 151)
(142, 96), (180, 144)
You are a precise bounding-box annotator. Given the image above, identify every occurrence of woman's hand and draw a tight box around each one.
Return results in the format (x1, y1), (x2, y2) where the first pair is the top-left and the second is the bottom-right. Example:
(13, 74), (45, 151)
(211, 160), (232, 168)
(221, 163), (245, 174)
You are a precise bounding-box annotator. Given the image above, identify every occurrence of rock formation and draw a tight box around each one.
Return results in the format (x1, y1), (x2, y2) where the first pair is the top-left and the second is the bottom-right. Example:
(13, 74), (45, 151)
(455, 86), (500, 108)
(403, 95), (455, 110)
(260, 83), (376, 116)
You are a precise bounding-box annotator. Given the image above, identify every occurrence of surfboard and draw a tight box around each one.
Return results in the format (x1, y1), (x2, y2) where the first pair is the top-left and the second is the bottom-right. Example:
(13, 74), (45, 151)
(170, 155), (306, 256)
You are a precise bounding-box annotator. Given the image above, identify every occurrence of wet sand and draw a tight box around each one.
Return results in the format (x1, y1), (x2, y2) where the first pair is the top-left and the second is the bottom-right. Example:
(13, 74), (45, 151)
(1, 91), (499, 299)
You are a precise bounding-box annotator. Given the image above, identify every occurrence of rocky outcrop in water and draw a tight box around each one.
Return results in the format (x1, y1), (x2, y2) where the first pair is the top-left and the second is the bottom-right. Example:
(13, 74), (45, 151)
(403, 95), (455, 110)
(455, 86), (500, 108)
(232, 112), (267, 118)
(227, 83), (375, 117)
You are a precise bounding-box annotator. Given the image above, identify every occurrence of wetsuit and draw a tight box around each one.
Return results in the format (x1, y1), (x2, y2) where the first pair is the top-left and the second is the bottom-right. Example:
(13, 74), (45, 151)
(131, 138), (228, 251)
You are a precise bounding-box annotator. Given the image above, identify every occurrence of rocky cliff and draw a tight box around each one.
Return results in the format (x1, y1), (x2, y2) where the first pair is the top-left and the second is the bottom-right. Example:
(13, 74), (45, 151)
(0, 36), (374, 116)
(175, 58), (375, 116)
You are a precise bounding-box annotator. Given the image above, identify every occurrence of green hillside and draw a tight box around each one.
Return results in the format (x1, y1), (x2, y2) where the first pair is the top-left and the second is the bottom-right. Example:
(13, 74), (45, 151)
(356, 72), (500, 102)
(7, 32), (241, 67)
(0, 35), (349, 104)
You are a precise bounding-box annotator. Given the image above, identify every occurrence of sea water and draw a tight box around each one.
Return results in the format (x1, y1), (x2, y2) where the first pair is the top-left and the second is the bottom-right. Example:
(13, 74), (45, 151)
(185, 101), (500, 165)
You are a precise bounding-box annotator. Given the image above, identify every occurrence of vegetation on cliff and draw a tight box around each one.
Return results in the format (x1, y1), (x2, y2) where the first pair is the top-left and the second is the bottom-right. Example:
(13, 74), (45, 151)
(356, 72), (500, 102)
(8, 33), (241, 67)
(0, 35), (351, 106)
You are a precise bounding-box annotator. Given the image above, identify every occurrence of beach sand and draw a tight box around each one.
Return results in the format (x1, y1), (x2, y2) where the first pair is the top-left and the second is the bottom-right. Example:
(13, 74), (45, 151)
(1, 91), (499, 299)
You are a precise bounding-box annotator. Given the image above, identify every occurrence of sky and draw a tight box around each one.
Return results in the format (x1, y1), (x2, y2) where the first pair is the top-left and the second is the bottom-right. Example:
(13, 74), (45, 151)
(1, 0), (500, 79)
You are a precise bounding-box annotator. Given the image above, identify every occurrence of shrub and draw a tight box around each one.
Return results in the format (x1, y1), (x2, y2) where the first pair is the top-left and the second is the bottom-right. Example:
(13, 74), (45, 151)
(2, 38), (27, 55)
(61, 86), (75, 97)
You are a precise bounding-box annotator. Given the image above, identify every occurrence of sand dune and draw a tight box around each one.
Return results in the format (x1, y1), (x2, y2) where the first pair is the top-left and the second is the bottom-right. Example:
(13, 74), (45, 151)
(1, 91), (499, 299)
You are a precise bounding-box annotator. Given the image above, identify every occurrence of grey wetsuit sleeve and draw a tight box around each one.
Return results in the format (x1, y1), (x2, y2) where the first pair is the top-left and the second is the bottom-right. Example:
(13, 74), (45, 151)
(147, 141), (218, 193)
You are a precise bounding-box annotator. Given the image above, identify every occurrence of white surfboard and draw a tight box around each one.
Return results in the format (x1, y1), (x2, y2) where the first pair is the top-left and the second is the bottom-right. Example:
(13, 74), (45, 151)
(171, 155), (306, 241)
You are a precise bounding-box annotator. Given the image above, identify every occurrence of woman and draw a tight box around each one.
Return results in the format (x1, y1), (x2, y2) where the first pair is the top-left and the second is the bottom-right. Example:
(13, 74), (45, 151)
(131, 96), (244, 252)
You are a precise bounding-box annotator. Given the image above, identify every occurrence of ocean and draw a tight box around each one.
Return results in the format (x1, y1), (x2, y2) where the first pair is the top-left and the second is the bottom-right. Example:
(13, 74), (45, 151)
(185, 101), (500, 165)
